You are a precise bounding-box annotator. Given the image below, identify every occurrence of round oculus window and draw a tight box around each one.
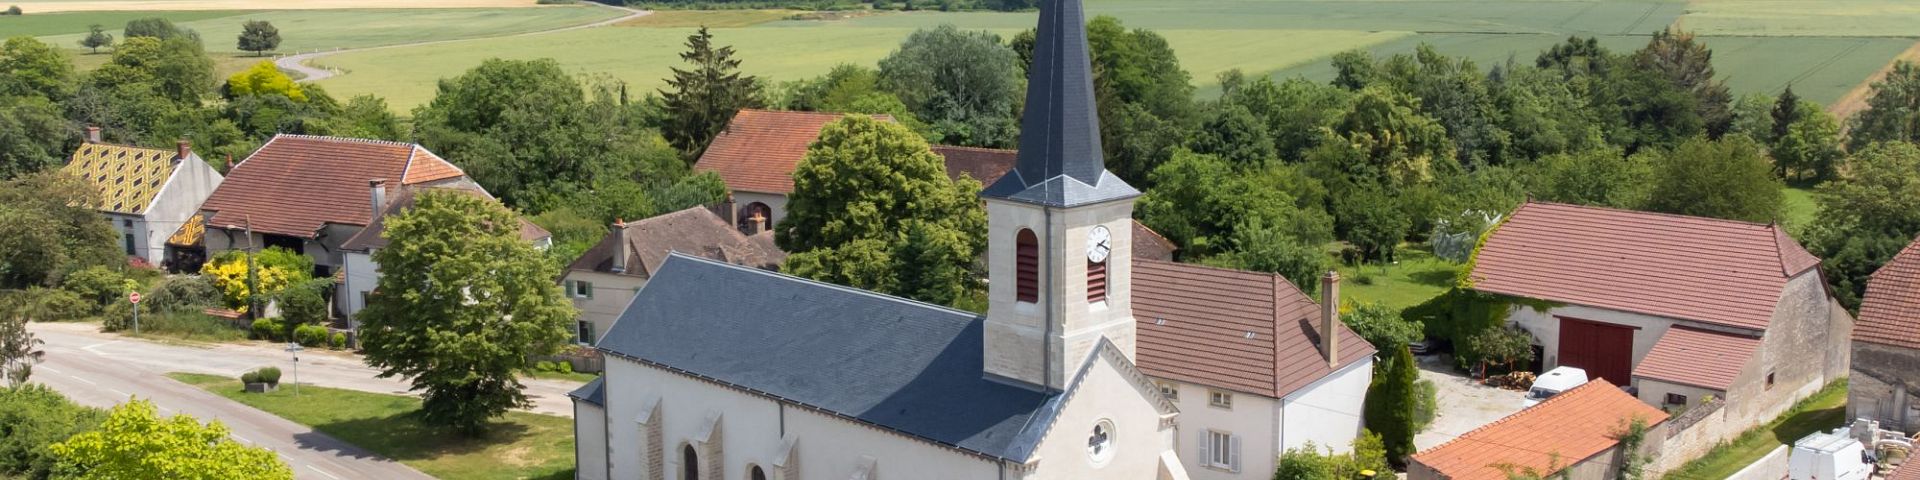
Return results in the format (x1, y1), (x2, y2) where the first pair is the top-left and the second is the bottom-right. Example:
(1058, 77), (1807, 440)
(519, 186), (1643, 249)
(1087, 419), (1117, 466)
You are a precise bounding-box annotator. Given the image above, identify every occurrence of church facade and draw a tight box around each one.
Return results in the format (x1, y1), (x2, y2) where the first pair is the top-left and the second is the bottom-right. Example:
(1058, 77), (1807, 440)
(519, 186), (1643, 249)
(571, 0), (1203, 478)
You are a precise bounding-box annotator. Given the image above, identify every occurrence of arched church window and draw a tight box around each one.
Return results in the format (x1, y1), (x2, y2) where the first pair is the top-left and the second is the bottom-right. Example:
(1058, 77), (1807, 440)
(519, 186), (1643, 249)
(1016, 229), (1039, 303)
(682, 444), (700, 480)
(749, 465), (767, 480)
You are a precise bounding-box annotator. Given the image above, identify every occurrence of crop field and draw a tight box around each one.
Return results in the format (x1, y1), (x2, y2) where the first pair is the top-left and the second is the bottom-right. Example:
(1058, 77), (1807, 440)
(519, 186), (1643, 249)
(311, 24), (1408, 111)
(1677, 0), (1920, 37)
(0, 10), (243, 37)
(5, 0), (544, 14)
(15, 6), (623, 54)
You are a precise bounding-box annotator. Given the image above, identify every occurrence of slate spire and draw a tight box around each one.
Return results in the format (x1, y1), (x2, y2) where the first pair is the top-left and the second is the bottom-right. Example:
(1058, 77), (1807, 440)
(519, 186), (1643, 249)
(981, 0), (1138, 207)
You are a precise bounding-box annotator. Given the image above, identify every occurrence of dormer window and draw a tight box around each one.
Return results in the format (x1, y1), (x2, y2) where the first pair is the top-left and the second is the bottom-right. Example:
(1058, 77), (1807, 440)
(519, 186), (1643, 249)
(1016, 229), (1039, 303)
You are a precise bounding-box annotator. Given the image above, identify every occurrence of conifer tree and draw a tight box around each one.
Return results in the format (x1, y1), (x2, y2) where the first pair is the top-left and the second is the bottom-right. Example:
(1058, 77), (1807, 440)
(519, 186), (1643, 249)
(659, 27), (762, 160)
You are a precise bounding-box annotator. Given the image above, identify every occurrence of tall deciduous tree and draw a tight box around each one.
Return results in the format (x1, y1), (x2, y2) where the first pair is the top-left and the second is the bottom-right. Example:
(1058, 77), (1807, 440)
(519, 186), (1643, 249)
(357, 191), (576, 435)
(88, 36), (214, 106)
(0, 96), (70, 180)
(1138, 150), (1332, 259)
(0, 37), (74, 101)
(50, 400), (292, 480)
(1641, 136), (1783, 223)
(1633, 28), (1733, 136)
(236, 20), (280, 56)
(659, 27), (762, 159)
(80, 24), (114, 54)
(1772, 101), (1843, 183)
(776, 116), (986, 307)
(878, 25), (1023, 148)
(1808, 142), (1920, 309)
(122, 18), (188, 40)
(0, 173), (119, 289)
(1525, 147), (1653, 209)
(1850, 61), (1920, 150)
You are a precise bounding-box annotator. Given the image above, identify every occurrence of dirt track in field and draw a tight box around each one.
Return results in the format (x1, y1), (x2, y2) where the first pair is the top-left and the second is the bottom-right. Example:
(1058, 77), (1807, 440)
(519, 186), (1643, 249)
(1830, 39), (1920, 122)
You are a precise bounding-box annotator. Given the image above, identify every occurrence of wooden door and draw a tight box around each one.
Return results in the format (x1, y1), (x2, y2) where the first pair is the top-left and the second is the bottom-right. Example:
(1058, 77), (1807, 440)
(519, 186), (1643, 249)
(1557, 317), (1635, 386)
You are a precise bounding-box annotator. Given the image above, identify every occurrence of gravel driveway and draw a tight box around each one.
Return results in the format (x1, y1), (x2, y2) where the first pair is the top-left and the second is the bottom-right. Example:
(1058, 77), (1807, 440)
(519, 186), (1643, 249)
(1414, 356), (1531, 450)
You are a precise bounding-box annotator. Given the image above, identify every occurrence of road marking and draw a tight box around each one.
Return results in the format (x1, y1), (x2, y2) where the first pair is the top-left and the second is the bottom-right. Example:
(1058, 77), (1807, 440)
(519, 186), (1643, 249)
(108, 389), (129, 398)
(81, 341), (121, 355)
(306, 465), (343, 480)
(66, 375), (96, 386)
(39, 366), (62, 374)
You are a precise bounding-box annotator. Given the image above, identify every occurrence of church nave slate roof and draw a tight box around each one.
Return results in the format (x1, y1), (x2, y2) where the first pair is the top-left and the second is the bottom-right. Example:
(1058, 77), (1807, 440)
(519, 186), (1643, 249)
(595, 254), (1059, 460)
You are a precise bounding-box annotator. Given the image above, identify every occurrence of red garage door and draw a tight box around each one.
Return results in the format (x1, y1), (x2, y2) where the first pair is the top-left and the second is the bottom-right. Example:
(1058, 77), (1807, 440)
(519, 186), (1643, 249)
(1558, 318), (1635, 386)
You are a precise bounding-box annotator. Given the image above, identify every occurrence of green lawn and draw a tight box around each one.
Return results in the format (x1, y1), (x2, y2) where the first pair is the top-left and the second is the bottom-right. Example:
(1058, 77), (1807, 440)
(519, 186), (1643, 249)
(34, 6), (623, 54)
(1782, 186), (1818, 231)
(1335, 247), (1463, 312)
(1662, 380), (1850, 480)
(168, 372), (575, 480)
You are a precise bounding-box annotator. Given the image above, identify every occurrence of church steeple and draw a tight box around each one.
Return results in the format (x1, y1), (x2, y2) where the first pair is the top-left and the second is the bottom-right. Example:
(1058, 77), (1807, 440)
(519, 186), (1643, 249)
(980, 0), (1138, 207)
(981, 0), (1140, 392)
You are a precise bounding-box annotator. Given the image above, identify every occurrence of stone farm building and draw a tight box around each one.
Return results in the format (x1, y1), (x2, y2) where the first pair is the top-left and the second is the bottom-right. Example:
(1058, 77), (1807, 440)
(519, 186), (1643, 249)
(1850, 235), (1920, 433)
(1468, 201), (1852, 465)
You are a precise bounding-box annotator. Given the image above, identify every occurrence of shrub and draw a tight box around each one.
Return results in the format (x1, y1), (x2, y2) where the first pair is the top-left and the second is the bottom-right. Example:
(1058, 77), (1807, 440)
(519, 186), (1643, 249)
(1, 288), (90, 323)
(59, 266), (126, 314)
(250, 318), (281, 341)
(292, 324), (328, 348)
(328, 332), (346, 350)
(129, 313), (246, 342)
(1414, 379), (1438, 433)
(1352, 275), (1375, 286)
(240, 371), (259, 385)
(2, 6), (20, 15)
(256, 367), (281, 385)
(141, 276), (222, 313)
(274, 281), (328, 327)
(0, 384), (105, 479)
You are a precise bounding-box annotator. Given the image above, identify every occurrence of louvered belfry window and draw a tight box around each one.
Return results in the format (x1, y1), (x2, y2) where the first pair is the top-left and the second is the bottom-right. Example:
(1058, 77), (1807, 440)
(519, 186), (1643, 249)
(1016, 229), (1039, 303)
(1087, 259), (1108, 303)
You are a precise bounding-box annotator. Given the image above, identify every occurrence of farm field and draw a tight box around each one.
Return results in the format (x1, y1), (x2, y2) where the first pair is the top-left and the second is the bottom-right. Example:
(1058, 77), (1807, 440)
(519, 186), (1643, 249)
(311, 25), (1407, 110)
(1677, 0), (1920, 37)
(0, 9), (244, 37)
(5, 0), (546, 14)
(16, 6), (624, 54)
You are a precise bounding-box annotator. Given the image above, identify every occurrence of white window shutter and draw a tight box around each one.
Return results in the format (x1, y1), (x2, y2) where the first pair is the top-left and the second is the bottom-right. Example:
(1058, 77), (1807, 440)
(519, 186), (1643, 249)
(1228, 435), (1242, 473)
(1198, 430), (1211, 468)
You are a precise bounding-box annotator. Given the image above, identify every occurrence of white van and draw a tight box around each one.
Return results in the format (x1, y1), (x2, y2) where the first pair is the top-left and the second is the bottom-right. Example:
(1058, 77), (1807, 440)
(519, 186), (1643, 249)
(1524, 367), (1589, 407)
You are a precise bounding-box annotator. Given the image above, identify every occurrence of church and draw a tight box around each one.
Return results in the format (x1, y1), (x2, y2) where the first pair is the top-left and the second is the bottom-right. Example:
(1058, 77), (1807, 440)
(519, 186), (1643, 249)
(568, 0), (1279, 478)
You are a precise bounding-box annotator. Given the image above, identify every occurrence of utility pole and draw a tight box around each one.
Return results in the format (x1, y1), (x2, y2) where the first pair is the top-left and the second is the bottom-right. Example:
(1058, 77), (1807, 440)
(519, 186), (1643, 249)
(243, 216), (259, 318)
(284, 342), (302, 397)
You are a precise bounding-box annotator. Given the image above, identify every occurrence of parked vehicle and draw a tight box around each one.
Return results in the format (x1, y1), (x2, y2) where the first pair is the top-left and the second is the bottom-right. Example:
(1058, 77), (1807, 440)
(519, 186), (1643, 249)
(1523, 367), (1588, 407)
(1791, 428), (1871, 480)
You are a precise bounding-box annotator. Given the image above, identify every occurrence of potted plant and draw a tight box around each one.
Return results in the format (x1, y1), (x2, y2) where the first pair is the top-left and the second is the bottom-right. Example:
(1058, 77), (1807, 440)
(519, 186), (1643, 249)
(258, 367), (282, 389)
(241, 369), (273, 393)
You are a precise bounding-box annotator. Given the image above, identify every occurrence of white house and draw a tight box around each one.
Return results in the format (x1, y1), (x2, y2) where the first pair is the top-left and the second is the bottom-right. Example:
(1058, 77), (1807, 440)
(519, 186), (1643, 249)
(572, 1), (1192, 478)
(1133, 261), (1375, 478)
(61, 129), (222, 270)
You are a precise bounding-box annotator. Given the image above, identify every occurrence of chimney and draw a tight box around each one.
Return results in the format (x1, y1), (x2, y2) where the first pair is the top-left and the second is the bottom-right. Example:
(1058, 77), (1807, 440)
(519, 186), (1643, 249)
(1321, 270), (1341, 368)
(175, 139), (191, 162)
(225, 154), (234, 172)
(611, 219), (629, 274)
(746, 211), (768, 236)
(85, 126), (102, 143)
(368, 179), (389, 223)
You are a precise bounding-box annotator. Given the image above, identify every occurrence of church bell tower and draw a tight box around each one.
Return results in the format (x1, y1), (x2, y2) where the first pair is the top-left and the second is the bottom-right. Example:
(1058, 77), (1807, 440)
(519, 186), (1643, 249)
(980, 0), (1141, 392)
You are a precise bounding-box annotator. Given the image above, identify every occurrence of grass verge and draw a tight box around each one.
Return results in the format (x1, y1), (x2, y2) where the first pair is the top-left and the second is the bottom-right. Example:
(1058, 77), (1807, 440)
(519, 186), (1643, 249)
(1661, 379), (1849, 480)
(523, 370), (597, 383)
(167, 372), (575, 480)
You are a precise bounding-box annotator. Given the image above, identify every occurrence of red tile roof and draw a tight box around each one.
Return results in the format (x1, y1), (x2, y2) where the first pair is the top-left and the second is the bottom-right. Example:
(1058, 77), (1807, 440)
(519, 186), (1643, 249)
(693, 110), (889, 195)
(199, 135), (468, 238)
(567, 207), (786, 277)
(934, 145), (1017, 186)
(339, 185), (549, 252)
(1890, 458), (1920, 480)
(1412, 380), (1670, 480)
(1133, 222), (1178, 262)
(1857, 236), (1920, 349)
(1470, 202), (1821, 331)
(1133, 259), (1374, 398)
(1632, 326), (1760, 391)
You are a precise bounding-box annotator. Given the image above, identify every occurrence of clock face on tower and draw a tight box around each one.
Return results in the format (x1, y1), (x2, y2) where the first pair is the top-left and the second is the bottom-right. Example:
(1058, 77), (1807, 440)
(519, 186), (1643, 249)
(1086, 225), (1112, 264)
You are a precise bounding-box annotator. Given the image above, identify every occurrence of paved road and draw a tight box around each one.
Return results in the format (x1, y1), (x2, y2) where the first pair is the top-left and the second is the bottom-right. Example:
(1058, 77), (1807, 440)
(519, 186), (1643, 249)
(32, 330), (435, 480)
(28, 322), (585, 417)
(276, 3), (650, 82)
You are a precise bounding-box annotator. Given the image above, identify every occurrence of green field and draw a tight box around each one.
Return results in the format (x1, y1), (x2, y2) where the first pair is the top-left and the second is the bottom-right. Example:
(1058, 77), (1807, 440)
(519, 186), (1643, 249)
(1336, 248), (1464, 312)
(1679, 0), (1920, 37)
(24, 6), (623, 54)
(312, 23), (1407, 110)
(170, 372), (575, 480)
(0, 10), (247, 37)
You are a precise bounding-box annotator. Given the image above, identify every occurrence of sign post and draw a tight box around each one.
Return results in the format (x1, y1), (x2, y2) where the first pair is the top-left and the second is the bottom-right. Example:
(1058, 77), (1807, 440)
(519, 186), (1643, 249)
(284, 342), (302, 396)
(128, 292), (142, 334)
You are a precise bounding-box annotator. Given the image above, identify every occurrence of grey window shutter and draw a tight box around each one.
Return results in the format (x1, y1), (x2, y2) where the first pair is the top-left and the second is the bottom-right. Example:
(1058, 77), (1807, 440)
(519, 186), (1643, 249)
(1198, 430), (1211, 467)
(1228, 434), (1242, 473)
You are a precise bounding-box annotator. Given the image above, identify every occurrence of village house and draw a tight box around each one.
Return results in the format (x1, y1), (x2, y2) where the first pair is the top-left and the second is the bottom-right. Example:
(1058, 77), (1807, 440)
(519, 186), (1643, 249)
(61, 127), (222, 270)
(195, 135), (480, 277)
(557, 206), (784, 345)
(1409, 380), (1669, 480)
(1468, 201), (1852, 434)
(1134, 262), (1374, 477)
(1848, 236), (1920, 433)
(570, 1), (1192, 478)
(692, 109), (890, 232)
(336, 182), (551, 324)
